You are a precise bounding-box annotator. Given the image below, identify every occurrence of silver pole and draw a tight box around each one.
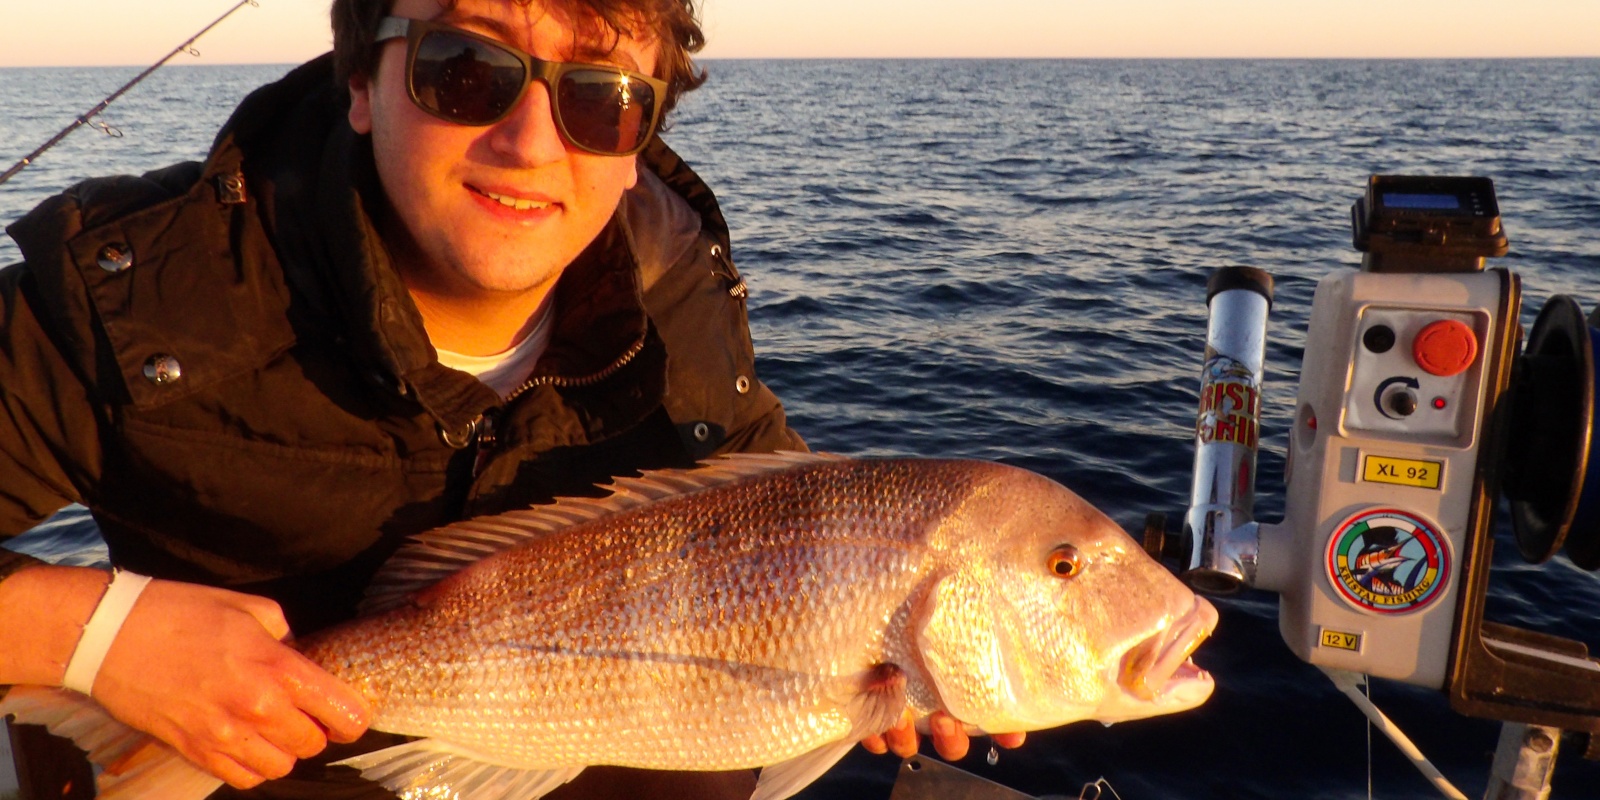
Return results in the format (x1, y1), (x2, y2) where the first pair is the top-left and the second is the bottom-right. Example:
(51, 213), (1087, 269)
(1484, 723), (1560, 800)
(1182, 267), (1272, 593)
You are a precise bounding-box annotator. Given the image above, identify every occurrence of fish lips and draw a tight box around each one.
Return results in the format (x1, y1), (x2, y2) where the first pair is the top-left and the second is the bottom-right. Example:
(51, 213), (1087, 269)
(1100, 596), (1218, 722)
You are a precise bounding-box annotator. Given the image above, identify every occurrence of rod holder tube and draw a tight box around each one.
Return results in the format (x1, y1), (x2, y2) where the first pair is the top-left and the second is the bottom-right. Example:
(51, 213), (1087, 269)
(1182, 267), (1273, 593)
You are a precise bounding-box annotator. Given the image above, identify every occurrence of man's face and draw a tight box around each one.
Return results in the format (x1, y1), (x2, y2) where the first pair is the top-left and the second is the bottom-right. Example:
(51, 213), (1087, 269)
(349, 0), (660, 302)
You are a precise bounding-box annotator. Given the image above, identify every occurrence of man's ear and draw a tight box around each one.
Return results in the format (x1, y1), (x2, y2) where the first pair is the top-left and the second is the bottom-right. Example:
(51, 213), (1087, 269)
(624, 157), (639, 190)
(348, 73), (374, 134)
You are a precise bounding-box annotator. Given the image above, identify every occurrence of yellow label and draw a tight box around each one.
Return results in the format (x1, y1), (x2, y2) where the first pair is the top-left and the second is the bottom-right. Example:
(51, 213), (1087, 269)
(1362, 455), (1443, 489)
(1320, 629), (1362, 652)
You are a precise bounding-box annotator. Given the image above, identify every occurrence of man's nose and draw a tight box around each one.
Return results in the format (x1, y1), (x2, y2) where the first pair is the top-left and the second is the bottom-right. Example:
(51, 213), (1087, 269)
(486, 81), (568, 165)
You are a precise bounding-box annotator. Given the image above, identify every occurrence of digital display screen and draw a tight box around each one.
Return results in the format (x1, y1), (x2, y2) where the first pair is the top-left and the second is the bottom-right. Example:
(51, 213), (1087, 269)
(1382, 192), (1462, 210)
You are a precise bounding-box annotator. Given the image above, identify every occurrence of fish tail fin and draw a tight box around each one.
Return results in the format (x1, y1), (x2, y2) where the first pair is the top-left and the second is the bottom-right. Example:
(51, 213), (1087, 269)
(0, 685), (224, 800)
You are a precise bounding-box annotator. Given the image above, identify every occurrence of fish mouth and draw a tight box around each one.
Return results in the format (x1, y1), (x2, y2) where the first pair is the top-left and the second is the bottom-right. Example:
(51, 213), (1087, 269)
(1115, 596), (1218, 709)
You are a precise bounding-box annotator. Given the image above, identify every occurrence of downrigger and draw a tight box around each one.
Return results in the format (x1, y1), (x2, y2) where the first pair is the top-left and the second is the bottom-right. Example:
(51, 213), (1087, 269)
(1152, 175), (1600, 798)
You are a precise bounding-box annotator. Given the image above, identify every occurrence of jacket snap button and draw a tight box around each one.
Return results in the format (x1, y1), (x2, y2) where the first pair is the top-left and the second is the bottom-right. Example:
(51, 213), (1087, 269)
(692, 422), (710, 442)
(438, 418), (478, 449)
(735, 375), (751, 394)
(142, 354), (182, 385)
(214, 172), (247, 205)
(97, 243), (133, 273)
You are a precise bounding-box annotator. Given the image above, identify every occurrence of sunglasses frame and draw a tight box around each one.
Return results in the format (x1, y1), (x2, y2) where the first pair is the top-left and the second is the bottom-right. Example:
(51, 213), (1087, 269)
(374, 16), (668, 157)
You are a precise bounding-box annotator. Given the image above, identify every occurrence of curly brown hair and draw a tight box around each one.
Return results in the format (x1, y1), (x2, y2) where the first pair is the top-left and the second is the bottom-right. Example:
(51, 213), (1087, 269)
(330, 0), (706, 120)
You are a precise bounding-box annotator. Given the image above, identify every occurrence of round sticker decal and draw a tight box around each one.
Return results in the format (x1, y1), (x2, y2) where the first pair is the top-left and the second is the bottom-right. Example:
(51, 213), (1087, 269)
(1325, 508), (1451, 615)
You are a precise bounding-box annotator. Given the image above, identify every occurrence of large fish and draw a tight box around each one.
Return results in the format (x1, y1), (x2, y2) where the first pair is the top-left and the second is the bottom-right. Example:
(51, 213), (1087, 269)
(1, 452), (1217, 800)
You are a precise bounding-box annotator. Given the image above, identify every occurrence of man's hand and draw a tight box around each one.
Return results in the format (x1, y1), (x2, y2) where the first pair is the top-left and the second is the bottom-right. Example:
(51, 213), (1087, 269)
(861, 710), (1026, 761)
(89, 579), (371, 788)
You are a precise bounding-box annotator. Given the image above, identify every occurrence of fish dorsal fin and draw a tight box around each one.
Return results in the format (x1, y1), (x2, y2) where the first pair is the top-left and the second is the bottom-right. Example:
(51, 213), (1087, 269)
(362, 450), (844, 614)
(335, 739), (584, 800)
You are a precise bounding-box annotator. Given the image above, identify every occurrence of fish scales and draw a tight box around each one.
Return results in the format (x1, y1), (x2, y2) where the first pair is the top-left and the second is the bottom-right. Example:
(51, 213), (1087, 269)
(302, 458), (985, 770)
(1, 453), (1216, 800)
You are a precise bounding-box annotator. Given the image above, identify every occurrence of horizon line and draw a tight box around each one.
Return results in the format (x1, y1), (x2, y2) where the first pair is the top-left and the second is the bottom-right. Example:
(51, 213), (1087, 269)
(2, 54), (1597, 69)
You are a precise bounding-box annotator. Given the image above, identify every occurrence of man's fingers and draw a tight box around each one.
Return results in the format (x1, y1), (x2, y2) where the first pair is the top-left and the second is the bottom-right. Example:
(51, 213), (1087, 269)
(280, 657), (371, 745)
(195, 749), (268, 791)
(884, 710), (918, 758)
(862, 707), (912, 756)
(239, 594), (293, 642)
(236, 734), (298, 782)
(929, 712), (968, 761)
(260, 709), (328, 760)
(172, 713), (295, 787)
(83, 582), (363, 786)
(862, 711), (1016, 761)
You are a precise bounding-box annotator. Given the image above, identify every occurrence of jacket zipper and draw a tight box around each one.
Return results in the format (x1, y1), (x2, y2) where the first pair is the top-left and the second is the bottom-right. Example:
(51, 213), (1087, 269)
(470, 333), (649, 477)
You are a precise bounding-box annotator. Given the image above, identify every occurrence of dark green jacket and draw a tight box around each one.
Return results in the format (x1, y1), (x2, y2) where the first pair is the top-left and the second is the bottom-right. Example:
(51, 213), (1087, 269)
(0, 56), (802, 633)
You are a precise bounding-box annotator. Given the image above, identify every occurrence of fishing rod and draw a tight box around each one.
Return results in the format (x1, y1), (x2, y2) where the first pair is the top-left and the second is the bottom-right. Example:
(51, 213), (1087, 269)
(0, 0), (259, 187)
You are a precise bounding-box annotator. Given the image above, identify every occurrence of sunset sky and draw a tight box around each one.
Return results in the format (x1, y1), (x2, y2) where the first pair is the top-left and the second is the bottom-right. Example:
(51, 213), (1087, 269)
(0, 0), (1596, 66)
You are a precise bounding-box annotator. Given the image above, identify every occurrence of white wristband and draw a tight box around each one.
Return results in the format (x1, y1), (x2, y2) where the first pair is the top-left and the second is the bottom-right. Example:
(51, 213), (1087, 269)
(62, 569), (152, 696)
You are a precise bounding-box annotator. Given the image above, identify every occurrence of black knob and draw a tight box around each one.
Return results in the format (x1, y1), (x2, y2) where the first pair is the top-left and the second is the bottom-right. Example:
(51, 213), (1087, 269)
(1389, 390), (1418, 416)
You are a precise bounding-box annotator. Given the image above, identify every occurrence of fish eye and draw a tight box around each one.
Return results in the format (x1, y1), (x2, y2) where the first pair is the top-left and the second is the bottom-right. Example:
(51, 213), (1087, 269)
(1047, 545), (1085, 579)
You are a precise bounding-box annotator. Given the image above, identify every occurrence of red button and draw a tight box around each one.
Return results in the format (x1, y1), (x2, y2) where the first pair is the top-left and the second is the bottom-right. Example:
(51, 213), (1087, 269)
(1413, 320), (1478, 377)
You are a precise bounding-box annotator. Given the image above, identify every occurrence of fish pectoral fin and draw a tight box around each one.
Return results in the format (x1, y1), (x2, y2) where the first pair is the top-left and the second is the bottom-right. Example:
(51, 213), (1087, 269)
(750, 663), (911, 800)
(0, 685), (223, 800)
(846, 662), (911, 738)
(334, 739), (584, 800)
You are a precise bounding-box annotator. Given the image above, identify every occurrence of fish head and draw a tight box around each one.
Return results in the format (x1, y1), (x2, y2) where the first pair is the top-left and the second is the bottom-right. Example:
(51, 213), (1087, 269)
(915, 464), (1216, 734)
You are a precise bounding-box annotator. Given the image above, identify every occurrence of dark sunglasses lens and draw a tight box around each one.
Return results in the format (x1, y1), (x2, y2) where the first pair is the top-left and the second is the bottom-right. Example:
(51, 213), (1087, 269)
(412, 31), (526, 123)
(557, 70), (658, 154)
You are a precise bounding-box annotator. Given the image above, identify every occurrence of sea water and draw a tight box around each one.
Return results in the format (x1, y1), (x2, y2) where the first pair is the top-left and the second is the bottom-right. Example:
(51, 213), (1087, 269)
(2, 58), (1599, 799)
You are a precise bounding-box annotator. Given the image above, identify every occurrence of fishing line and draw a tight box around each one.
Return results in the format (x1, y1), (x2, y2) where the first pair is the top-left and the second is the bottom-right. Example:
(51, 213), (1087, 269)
(1320, 667), (1468, 800)
(0, 0), (258, 187)
(1366, 677), (1373, 800)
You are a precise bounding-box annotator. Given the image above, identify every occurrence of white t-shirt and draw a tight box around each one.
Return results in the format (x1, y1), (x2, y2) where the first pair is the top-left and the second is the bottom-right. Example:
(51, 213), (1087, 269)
(434, 301), (555, 398)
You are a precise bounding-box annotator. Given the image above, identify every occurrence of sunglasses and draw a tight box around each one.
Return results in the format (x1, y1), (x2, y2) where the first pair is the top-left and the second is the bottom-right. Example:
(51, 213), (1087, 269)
(374, 16), (667, 156)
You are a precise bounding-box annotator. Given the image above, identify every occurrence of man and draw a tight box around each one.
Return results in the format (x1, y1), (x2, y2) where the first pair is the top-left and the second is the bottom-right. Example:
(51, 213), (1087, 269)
(0, 0), (995, 795)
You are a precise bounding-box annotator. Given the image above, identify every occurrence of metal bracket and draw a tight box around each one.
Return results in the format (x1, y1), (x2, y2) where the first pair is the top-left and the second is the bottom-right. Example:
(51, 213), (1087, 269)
(888, 757), (1036, 800)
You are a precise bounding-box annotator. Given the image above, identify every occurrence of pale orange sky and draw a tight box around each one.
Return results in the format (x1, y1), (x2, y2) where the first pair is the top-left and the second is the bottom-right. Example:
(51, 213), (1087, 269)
(0, 0), (1596, 66)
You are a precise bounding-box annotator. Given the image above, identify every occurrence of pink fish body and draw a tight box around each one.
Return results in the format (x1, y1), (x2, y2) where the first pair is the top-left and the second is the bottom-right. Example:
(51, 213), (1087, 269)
(2, 453), (1216, 800)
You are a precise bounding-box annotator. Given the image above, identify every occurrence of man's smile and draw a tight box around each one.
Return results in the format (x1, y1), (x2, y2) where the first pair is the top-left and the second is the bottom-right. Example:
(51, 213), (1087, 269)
(470, 184), (557, 214)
